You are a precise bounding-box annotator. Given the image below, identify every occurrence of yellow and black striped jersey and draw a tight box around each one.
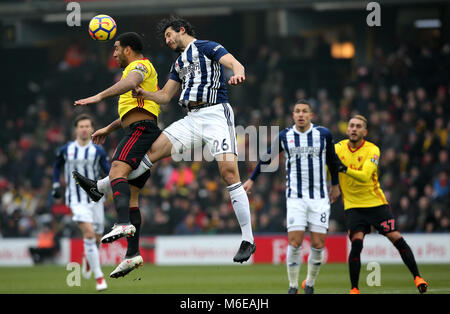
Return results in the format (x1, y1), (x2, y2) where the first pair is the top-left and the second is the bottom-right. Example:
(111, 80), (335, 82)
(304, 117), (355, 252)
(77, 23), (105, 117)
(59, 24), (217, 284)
(335, 139), (388, 210)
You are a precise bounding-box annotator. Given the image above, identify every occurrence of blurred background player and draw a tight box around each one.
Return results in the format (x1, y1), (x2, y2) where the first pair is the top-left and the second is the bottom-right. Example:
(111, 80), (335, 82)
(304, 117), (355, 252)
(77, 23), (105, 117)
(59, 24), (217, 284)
(74, 16), (256, 263)
(243, 100), (341, 294)
(336, 115), (429, 294)
(52, 114), (110, 291)
(73, 32), (161, 278)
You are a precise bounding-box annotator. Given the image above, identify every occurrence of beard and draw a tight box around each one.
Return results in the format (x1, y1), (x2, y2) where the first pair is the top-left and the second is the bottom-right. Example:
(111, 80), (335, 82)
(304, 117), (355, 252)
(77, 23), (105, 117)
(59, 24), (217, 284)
(349, 135), (362, 143)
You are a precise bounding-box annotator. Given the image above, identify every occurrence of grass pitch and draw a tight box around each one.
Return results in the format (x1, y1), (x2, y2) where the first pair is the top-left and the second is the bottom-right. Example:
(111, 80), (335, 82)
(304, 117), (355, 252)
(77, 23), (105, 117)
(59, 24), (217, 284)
(0, 263), (449, 294)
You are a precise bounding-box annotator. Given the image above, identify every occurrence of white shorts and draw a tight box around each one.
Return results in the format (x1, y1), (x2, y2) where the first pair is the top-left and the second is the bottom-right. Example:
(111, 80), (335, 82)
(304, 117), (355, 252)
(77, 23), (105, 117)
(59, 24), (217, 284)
(70, 202), (105, 235)
(286, 197), (330, 234)
(163, 103), (238, 159)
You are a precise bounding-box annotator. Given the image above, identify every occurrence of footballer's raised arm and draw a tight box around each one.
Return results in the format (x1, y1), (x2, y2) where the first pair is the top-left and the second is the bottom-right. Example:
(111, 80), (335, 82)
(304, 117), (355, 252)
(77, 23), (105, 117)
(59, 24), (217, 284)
(74, 72), (143, 106)
(219, 53), (245, 86)
(133, 78), (180, 105)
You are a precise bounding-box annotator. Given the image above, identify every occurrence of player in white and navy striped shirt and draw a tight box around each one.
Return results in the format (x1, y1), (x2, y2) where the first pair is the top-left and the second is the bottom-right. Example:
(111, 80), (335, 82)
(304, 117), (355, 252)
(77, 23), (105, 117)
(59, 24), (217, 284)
(52, 114), (110, 291)
(82, 16), (256, 263)
(243, 100), (341, 294)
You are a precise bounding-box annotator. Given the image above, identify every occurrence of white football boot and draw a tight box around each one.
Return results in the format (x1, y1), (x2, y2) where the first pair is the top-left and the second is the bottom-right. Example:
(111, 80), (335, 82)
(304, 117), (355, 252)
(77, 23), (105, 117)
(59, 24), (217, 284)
(110, 255), (144, 278)
(101, 223), (136, 244)
(96, 277), (108, 291)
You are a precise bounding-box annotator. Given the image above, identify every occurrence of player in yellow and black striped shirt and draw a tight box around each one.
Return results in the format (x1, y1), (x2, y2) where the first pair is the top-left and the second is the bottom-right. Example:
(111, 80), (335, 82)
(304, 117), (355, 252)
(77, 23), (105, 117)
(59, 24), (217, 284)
(336, 115), (428, 294)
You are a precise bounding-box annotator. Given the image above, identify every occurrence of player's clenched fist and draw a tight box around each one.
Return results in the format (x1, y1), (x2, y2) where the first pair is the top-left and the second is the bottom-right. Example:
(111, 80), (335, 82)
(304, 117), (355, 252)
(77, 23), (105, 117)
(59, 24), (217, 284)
(228, 74), (245, 86)
(243, 179), (254, 194)
(132, 86), (146, 99)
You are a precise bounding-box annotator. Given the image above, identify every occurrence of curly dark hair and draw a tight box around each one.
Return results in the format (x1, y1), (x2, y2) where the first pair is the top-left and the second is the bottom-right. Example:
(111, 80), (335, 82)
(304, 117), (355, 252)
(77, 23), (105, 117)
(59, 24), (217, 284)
(156, 16), (196, 43)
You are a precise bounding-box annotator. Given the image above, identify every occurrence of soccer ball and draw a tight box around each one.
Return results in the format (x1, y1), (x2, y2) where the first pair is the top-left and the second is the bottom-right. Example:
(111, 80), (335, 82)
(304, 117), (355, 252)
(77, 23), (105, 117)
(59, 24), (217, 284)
(88, 14), (117, 41)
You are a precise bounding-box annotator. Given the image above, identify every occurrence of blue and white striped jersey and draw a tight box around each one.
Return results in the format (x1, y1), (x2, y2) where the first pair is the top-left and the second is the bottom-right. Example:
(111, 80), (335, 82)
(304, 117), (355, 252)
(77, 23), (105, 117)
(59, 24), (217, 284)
(169, 39), (229, 106)
(250, 124), (340, 200)
(53, 141), (110, 206)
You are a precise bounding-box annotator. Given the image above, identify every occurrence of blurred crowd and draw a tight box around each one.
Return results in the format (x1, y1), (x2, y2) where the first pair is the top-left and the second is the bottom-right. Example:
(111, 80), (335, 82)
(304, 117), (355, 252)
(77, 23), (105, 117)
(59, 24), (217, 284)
(1, 38), (449, 239)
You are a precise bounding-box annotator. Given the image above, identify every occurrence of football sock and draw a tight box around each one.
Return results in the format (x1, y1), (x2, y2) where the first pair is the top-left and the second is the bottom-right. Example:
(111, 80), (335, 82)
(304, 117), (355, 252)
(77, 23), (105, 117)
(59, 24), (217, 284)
(128, 154), (153, 180)
(84, 238), (103, 279)
(126, 207), (141, 257)
(306, 247), (323, 287)
(348, 239), (363, 289)
(97, 176), (110, 194)
(287, 244), (302, 288)
(227, 182), (254, 243)
(110, 178), (131, 224)
(393, 237), (420, 278)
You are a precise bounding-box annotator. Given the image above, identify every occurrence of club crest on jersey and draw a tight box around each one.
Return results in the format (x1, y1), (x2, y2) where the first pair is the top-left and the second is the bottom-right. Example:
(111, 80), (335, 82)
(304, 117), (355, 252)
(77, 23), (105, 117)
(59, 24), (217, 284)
(370, 154), (379, 165)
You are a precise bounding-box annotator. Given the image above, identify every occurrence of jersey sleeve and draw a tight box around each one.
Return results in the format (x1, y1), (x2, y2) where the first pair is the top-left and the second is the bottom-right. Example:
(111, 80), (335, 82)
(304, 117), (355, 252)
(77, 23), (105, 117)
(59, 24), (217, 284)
(200, 41), (229, 62)
(52, 145), (67, 184)
(169, 62), (182, 83)
(345, 146), (380, 182)
(250, 131), (284, 181)
(96, 146), (111, 176)
(129, 60), (152, 81)
(323, 129), (340, 185)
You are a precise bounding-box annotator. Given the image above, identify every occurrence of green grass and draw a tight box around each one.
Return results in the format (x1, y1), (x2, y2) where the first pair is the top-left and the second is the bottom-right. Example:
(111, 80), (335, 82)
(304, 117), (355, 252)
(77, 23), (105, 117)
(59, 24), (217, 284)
(0, 263), (449, 294)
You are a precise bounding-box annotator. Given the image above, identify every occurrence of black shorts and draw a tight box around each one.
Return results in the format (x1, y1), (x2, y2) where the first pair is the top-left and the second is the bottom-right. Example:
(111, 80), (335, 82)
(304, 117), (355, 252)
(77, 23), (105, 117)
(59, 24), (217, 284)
(112, 120), (161, 170)
(345, 205), (396, 238)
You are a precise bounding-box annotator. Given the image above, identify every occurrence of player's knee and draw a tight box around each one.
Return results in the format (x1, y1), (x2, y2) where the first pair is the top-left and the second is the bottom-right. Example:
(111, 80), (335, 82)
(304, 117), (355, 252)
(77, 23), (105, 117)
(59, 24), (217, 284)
(386, 230), (402, 243)
(288, 238), (302, 248)
(83, 232), (96, 240)
(310, 234), (326, 249)
(110, 161), (132, 179)
(220, 167), (239, 185)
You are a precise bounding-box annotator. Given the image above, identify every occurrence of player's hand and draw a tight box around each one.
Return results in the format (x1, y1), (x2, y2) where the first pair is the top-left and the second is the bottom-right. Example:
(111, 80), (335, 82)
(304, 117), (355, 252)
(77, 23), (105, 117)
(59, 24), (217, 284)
(337, 158), (348, 173)
(74, 94), (102, 106)
(52, 183), (62, 199)
(329, 185), (341, 204)
(243, 179), (254, 195)
(228, 74), (245, 86)
(91, 127), (110, 145)
(132, 86), (146, 99)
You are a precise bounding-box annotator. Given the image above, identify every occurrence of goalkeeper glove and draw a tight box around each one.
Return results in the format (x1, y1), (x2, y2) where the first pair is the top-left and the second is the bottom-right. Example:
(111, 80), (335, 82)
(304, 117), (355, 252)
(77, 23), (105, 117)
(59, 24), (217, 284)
(52, 182), (62, 199)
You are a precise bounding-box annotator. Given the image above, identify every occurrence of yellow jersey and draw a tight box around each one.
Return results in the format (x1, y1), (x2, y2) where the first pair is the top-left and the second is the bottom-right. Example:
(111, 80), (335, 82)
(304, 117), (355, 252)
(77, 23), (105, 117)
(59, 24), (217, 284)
(118, 58), (160, 120)
(335, 139), (388, 210)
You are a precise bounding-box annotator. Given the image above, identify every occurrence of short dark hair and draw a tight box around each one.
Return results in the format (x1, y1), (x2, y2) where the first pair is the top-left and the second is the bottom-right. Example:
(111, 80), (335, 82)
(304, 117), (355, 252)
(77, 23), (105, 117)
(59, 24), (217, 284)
(74, 114), (94, 127)
(116, 32), (144, 53)
(157, 16), (196, 40)
(293, 99), (312, 110)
